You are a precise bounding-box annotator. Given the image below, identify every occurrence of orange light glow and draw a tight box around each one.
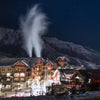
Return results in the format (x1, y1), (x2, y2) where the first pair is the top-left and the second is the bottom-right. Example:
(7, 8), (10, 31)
(14, 73), (19, 77)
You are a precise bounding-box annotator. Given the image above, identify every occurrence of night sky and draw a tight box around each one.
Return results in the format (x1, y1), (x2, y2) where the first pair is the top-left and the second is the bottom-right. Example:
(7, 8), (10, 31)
(0, 0), (100, 51)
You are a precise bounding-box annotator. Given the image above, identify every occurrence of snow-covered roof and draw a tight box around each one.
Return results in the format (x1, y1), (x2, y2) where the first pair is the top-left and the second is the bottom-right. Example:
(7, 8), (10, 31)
(0, 57), (41, 68)
(56, 56), (68, 61)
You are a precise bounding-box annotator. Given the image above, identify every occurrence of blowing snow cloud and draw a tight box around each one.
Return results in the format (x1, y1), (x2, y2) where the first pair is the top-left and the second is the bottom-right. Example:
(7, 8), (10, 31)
(20, 4), (48, 57)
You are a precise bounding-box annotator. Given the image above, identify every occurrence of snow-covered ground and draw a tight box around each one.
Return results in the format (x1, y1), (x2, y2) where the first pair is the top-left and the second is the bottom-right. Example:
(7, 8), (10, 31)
(1, 91), (100, 100)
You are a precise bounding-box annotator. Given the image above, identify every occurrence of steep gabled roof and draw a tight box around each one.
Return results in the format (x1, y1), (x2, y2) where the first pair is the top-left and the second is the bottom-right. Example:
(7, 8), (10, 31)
(56, 56), (68, 61)
(45, 59), (54, 66)
(27, 57), (41, 67)
(0, 57), (42, 68)
(0, 58), (19, 67)
(13, 60), (29, 67)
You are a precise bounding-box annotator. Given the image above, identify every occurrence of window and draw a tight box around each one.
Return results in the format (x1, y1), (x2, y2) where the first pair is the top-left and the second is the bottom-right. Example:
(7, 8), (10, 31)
(37, 68), (39, 71)
(27, 69), (31, 72)
(48, 67), (51, 70)
(28, 73), (31, 76)
(15, 68), (19, 71)
(43, 67), (47, 70)
(21, 69), (25, 72)
(6, 85), (11, 88)
(8, 68), (11, 71)
(14, 73), (19, 77)
(7, 78), (10, 81)
(6, 73), (11, 77)
(20, 73), (25, 77)
(1, 73), (6, 76)
(2, 68), (5, 71)
(20, 78), (25, 81)
(14, 78), (19, 82)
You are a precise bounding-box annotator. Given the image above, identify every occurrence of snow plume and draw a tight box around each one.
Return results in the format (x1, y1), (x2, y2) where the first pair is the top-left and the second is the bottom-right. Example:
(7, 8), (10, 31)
(20, 4), (48, 57)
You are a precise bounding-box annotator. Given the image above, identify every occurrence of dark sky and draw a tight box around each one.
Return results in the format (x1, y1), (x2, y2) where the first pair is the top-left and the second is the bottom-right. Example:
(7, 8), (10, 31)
(0, 0), (100, 51)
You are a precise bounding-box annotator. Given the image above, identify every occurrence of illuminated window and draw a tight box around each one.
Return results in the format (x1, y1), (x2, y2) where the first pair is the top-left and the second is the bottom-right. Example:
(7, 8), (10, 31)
(14, 78), (19, 81)
(7, 78), (10, 81)
(1, 73), (6, 76)
(76, 76), (79, 79)
(15, 68), (19, 71)
(7, 73), (11, 77)
(37, 68), (39, 71)
(20, 73), (25, 77)
(14, 73), (19, 77)
(20, 78), (25, 81)
(48, 67), (51, 70)
(6, 85), (11, 88)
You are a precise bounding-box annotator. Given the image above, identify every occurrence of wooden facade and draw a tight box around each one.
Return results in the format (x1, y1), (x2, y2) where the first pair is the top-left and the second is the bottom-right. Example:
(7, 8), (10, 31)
(0, 57), (58, 91)
(33, 59), (57, 81)
(0, 60), (34, 91)
(0, 56), (85, 92)
(56, 57), (68, 67)
(0, 66), (13, 91)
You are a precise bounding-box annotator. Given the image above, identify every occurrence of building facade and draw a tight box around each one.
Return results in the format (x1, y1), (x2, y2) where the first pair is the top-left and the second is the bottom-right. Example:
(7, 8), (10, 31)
(0, 56), (86, 92)
(0, 60), (34, 91)
(0, 57), (61, 91)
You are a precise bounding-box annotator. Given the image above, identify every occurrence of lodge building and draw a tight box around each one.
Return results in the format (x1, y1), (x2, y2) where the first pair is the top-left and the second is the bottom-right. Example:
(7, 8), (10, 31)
(0, 57), (58, 91)
(0, 56), (99, 92)
(52, 68), (100, 91)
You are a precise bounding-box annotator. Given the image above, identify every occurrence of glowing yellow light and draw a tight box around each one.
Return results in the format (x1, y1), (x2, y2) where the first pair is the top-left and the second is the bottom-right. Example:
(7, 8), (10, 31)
(7, 73), (11, 77)
(48, 67), (51, 70)
(37, 68), (39, 71)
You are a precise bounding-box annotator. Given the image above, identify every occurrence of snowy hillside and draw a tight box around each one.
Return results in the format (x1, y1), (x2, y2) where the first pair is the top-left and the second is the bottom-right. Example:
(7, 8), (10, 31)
(0, 27), (100, 69)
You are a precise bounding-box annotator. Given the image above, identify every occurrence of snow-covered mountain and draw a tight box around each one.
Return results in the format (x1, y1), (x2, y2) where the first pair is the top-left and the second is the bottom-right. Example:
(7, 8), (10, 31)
(0, 27), (100, 69)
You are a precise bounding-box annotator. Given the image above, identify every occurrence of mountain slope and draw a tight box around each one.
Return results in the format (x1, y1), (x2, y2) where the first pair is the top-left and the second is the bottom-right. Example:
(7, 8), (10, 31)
(0, 27), (100, 69)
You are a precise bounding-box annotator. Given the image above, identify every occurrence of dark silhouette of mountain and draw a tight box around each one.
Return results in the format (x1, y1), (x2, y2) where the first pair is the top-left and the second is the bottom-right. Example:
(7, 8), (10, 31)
(0, 27), (100, 69)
